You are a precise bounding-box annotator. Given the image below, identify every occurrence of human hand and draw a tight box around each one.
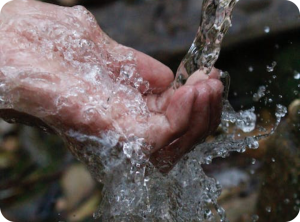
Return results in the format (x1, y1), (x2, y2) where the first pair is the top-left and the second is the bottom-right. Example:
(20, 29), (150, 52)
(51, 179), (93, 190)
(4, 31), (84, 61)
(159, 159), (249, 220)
(0, 0), (223, 172)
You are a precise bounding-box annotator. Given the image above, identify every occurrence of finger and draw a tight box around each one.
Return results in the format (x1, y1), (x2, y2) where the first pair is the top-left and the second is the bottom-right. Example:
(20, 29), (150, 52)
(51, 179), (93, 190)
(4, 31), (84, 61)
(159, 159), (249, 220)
(167, 81), (211, 152)
(146, 68), (221, 113)
(208, 67), (221, 80)
(150, 79), (223, 173)
(185, 70), (209, 85)
(185, 68), (221, 85)
(206, 79), (223, 133)
(172, 79), (223, 148)
(145, 87), (174, 113)
(145, 86), (196, 151)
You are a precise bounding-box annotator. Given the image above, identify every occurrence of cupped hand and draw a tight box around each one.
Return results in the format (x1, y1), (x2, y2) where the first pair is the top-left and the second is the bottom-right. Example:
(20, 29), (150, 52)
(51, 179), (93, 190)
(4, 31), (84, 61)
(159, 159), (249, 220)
(0, 0), (223, 172)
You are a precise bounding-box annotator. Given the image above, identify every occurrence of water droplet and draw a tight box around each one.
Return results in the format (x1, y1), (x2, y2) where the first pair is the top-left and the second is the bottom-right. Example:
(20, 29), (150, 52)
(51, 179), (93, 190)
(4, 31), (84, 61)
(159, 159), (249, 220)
(275, 104), (287, 118)
(266, 61), (277, 72)
(236, 108), (257, 132)
(264, 26), (270, 33)
(246, 137), (259, 149)
(265, 206), (272, 213)
(249, 66), (254, 72)
(253, 86), (266, 101)
(294, 71), (300, 80)
(284, 198), (290, 204)
(238, 147), (247, 153)
(271, 158), (276, 163)
(251, 158), (256, 165)
(204, 155), (213, 164)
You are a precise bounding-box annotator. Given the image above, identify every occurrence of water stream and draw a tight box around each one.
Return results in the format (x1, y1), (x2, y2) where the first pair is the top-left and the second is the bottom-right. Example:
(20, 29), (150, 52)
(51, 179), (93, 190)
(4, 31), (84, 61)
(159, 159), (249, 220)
(0, 0), (288, 221)
(87, 0), (287, 221)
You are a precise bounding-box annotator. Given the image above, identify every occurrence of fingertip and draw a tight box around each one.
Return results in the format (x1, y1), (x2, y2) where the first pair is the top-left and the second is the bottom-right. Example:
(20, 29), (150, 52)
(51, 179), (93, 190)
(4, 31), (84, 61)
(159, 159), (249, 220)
(206, 79), (224, 95)
(208, 67), (221, 80)
(185, 70), (208, 85)
(166, 86), (195, 135)
(184, 67), (221, 86)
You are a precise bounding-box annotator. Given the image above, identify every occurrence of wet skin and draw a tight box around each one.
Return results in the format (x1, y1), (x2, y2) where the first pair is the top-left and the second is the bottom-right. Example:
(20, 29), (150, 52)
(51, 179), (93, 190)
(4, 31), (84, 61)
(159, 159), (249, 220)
(0, 0), (223, 172)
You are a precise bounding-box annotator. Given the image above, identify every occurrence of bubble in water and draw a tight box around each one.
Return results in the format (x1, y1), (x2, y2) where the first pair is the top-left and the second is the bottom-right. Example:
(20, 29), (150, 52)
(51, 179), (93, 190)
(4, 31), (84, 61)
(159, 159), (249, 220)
(266, 61), (277, 72)
(265, 206), (272, 213)
(271, 158), (276, 163)
(264, 26), (270, 33)
(251, 158), (256, 165)
(249, 66), (254, 72)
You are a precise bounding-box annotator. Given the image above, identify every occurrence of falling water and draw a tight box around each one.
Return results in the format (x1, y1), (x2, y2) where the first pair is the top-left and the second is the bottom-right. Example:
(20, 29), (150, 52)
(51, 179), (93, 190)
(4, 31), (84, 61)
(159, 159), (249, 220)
(0, 0), (288, 221)
(174, 0), (237, 88)
(83, 0), (287, 221)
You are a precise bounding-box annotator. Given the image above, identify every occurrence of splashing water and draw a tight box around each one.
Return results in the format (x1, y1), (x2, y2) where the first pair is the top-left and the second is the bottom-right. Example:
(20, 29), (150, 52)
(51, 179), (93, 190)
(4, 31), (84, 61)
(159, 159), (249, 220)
(174, 0), (238, 88)
(87, 0), (286, 221)
(0, 0), (288, 221)
(253, 86), (266, 102)
(64, 0), (287, 221)
(266, 61), (277, 72)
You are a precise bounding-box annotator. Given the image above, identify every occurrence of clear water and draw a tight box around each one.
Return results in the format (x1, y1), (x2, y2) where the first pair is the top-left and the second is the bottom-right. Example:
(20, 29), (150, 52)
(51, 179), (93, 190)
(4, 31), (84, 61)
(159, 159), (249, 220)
(174, 0), (238, 88)
(79, 0), (286, 220)
(0, 1), (288, 221)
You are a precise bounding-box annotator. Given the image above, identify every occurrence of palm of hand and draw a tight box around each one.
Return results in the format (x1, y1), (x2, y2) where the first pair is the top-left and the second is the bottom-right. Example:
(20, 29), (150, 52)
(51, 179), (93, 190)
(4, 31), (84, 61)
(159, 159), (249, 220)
(0, 0), (223, 172)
